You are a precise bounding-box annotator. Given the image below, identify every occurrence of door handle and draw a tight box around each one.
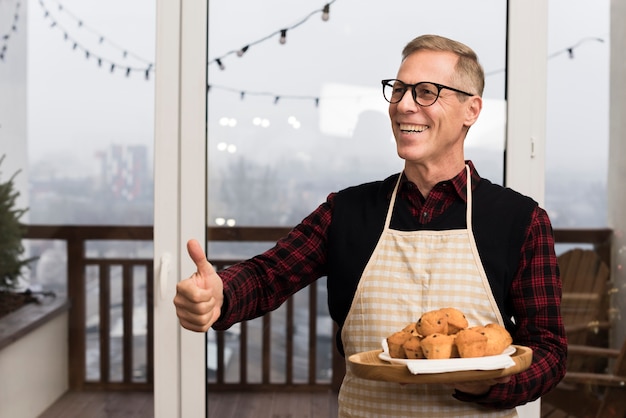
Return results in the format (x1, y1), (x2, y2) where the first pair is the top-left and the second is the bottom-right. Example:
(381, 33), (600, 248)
(158, 252), (171, 303)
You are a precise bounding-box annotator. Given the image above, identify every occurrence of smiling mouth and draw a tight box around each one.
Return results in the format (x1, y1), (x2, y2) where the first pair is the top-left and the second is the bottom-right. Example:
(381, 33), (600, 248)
(399, 124), (429, 133)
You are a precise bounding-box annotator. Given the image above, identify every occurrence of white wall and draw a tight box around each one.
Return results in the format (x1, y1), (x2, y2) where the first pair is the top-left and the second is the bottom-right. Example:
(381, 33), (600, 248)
(0, 312), (69, 418)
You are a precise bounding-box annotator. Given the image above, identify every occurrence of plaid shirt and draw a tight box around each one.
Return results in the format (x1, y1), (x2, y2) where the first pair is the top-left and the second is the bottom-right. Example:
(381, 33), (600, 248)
(215, 161), (566, 410)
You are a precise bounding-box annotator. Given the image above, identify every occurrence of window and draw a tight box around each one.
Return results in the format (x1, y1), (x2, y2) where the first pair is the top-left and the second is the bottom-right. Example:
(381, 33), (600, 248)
(545, 0), (609, 228)
(205, 0), (508, 388)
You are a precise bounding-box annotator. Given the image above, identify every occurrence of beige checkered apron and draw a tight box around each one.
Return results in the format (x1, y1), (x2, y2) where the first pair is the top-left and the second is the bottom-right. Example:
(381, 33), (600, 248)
(338, 166), (518, 417)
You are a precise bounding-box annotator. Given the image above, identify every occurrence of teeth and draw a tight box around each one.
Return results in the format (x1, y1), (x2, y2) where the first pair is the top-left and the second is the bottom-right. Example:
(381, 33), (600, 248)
(400, 124), (428, 133)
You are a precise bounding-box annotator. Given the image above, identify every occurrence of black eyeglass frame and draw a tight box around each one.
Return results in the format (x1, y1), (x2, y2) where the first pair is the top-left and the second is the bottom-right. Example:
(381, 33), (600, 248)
(381, 79), (474, 107)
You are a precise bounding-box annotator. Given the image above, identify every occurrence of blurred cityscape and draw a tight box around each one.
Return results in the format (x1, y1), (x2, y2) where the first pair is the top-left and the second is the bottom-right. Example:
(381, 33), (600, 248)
(27, 142), (607, 229)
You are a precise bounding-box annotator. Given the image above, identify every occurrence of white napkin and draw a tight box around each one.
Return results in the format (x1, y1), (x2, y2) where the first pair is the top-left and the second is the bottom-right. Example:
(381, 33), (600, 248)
(380, 338), (516, 375)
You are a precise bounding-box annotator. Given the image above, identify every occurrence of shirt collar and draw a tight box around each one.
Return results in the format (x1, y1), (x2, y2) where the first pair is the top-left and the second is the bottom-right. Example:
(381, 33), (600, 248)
(399, 160), (482, 202)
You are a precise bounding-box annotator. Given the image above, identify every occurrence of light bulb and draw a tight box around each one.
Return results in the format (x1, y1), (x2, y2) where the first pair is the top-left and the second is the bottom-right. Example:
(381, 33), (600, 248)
(279, 29), (287, 45)
(321, 4), (330, 21)
(237, 45), (249, 57)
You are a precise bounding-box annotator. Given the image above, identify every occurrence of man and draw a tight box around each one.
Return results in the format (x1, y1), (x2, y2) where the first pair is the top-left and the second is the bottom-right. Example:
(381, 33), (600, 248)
(174, 34), (566, 417)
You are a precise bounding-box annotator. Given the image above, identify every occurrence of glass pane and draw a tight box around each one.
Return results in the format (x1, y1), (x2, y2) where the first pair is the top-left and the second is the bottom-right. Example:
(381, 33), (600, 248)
(26, 0), (156, 226)
(207, 0), (508, 224)
(545, 0), (609, 229)
(206, 0), (507, 392)
(0, 0), (157, 391)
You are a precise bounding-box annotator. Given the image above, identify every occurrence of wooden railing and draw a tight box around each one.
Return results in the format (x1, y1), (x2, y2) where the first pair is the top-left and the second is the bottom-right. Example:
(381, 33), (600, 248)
(22, 225), (612, 392)
(23, 225), (154, 391)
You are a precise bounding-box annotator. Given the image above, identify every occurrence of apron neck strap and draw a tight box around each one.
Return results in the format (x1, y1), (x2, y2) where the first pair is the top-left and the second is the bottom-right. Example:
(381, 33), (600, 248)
(385, 164), (473, 230)
(465, 164), (473, 229)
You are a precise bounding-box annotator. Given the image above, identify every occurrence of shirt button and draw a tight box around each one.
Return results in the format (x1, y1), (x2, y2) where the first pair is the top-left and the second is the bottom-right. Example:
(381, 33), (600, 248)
(422, 212), (429, 219)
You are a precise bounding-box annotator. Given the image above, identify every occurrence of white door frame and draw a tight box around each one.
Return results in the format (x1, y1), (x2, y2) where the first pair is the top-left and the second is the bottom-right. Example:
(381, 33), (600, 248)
(507, 1), (548, 417)
(506, 0), (548, 207)
(153, 0), (207, 416)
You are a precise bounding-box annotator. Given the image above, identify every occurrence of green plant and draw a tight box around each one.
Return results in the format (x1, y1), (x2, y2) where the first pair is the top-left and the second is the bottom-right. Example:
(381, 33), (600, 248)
(0, 155), (34, 290)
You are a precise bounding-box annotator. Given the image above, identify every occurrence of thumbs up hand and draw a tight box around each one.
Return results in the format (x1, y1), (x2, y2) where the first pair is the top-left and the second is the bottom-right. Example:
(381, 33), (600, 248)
(173, 239), (224, 332)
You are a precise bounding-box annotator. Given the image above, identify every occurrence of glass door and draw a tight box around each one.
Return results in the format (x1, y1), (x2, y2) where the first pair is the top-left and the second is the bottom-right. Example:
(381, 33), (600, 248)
(202, 0), (538, 416)
(153, 0), (548, 416)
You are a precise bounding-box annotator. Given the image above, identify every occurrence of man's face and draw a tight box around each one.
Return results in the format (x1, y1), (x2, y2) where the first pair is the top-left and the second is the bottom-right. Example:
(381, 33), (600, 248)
(388, 50), (480, 166)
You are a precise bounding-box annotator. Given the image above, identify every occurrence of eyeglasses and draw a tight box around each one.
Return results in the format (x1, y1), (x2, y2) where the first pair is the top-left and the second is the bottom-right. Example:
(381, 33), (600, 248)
(381, 79), (474, 107)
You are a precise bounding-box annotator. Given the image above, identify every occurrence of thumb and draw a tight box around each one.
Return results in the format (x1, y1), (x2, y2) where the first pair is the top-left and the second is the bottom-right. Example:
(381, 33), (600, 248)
(186, 239), (215, 289)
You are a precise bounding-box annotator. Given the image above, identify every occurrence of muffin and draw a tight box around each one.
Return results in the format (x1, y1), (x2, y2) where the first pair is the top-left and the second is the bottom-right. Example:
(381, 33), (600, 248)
(476, 323), (513, 356)
(387, 330), (413, 358)
(403, 335), (425, 359)
(416, 310), (449, 336)
(421, 333), (456, 359)
(439, 307), (469, 334)
(455, 328), (488, 358)
(402, 322), (420, 336)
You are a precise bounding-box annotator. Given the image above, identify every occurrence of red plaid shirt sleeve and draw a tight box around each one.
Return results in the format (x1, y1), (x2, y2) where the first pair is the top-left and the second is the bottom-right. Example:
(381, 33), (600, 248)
(212, 198), (333, 329)
(454, 206), (567, 408)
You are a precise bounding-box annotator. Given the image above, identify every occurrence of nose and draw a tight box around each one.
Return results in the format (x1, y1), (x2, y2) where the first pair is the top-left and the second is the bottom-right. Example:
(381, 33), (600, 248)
(395, 88), (419, 113)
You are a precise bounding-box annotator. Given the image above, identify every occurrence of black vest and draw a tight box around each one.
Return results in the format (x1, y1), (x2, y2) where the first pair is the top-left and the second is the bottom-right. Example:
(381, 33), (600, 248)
(326, 173), (538, 355)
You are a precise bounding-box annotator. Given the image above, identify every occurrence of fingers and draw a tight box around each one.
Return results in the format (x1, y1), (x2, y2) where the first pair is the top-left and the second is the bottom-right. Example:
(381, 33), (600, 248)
(186, 239), (216, 288)
(447, 375), (511, 395)
(173, 277), (221, 332)
(175, 302), (211, 332)
(173, 239), (225, 332)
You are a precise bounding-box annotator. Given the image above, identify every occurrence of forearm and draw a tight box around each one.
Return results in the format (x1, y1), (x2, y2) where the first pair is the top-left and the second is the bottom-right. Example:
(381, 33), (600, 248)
(454, 329), (566, 409)
(456, 207), (567, 408)
(212, 201), (332, 330)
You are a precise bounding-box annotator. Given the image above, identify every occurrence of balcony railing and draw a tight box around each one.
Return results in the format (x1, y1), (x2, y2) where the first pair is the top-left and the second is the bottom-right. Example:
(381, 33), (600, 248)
(22, 225), (612, 392)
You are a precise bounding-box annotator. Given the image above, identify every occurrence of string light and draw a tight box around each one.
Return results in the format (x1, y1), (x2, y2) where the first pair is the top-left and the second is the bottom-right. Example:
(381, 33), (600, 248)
(0, 0), (21, 62)
(208, 84), (321, 107)
(548, 37), (605, 59)
(208, 1), (336, 70)
(210, 35), (606, 108)
(2, 0), (606, 114)
(11, 0), (336, 81)
(36, 0), (155, 78)
(483, 36), (606, 77)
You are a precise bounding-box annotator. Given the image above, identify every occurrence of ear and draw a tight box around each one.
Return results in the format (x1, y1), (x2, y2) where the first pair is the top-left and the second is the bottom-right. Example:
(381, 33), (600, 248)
(464, 96), (483, 128)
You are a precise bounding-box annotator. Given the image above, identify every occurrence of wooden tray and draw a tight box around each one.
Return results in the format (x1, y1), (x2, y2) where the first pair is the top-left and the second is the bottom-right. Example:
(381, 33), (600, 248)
(348, 345), (532, 384)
